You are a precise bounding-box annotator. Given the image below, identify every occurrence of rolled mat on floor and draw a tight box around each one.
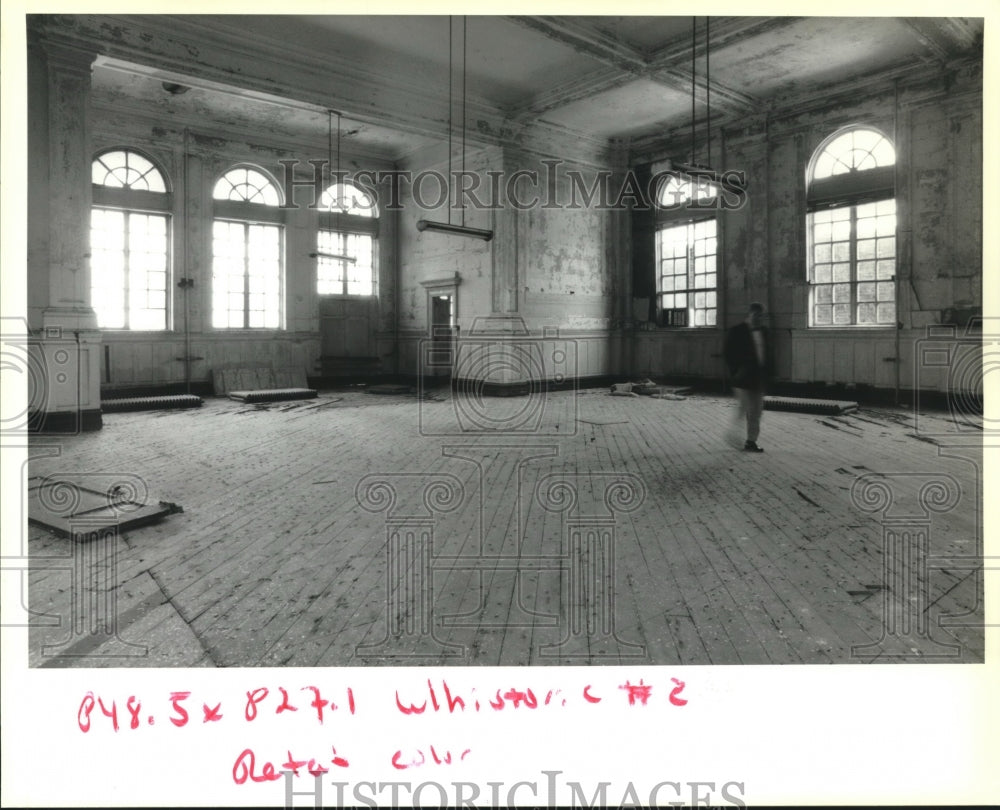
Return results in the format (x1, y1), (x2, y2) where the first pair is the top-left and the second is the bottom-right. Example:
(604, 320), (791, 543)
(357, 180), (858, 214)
(763, 396), (858, 415)
(102, 395), (203, 412)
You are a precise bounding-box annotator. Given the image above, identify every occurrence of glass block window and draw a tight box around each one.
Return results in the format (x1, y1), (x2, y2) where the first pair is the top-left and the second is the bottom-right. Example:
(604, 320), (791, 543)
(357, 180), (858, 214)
(317, 230), (375, 296)
(656, 219), (717, 327)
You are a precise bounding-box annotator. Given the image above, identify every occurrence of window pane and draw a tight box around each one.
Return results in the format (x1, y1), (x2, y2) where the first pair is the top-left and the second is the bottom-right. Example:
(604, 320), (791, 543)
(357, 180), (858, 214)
(814, 265), (832, 284)
(857, 302), (876, 324)
(814, 222), (832, 242)
(856, 217), (876, 238)
(857, 261), (876, 281)
(833, 283), (851, 303)
(832, 242), (850, 262)
(832, 221), (850, 241)
(815, 285), (833, 304)
(876, 199), (896, 217)
(833, 303), (850, 324)
(876, 281), (894, 301)
(876, 214), (896, 236)
(857, 282), (876, 302)
(857, 239), (876, 260)
(832, 263), (851, 282)
(814, 243), (831, 263)
(814, 305), (832, 325)
(877, 237), (895, 258)
(876, 260), (895, 280)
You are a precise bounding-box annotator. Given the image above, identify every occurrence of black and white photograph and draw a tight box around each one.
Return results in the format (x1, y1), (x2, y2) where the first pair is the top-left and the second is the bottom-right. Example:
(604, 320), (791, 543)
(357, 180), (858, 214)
(2, 6), (996, 808)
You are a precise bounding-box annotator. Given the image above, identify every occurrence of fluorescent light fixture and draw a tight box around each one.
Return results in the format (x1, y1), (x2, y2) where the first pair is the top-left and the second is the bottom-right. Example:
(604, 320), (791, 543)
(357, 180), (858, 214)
(416, 219), (493, 241)
(310, 251), (356, 262)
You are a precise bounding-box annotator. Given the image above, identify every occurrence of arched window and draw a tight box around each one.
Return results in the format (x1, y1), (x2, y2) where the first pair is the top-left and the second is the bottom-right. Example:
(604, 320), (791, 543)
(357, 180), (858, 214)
(90, 149), (171, 330)
(807, 127), (896, 327)
(212, 166), (284, 329)
(316, 182), (379, 296)
(213, 166), (282, 206)
(653, 172), (718, 327)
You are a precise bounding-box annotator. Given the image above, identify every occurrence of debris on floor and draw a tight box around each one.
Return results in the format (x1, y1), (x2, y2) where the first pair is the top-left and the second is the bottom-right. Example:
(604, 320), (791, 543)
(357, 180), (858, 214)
(610, 379), (688, 400)
(28, 475), (183, 538)
(228, 388), (317, 403)
(764, 396), (858, 415)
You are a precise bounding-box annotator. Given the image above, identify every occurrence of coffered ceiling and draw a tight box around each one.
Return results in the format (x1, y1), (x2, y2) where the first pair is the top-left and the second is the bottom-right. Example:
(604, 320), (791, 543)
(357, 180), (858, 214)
(56, 14), (983, 163)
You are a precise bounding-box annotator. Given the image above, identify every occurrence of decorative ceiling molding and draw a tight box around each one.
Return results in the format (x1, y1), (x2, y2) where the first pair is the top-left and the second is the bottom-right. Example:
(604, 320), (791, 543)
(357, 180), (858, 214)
(902, 17), (983, 63)
(506, 16), (648, 72)
(507, 15), (764, 121)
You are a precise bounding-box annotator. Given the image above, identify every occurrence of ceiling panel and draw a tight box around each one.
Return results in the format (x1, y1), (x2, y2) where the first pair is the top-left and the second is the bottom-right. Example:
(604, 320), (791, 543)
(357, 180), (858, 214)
(709, 17), (935, 96)
(74, 14), (984, 163)
(540, 79), (696, 139)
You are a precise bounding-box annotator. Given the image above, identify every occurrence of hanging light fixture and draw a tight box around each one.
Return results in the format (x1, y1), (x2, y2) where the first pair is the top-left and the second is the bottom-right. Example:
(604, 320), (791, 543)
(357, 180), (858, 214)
(310, 108), (357, 262)
(417, 16), (494, 242)
(669, 17), (746, 197)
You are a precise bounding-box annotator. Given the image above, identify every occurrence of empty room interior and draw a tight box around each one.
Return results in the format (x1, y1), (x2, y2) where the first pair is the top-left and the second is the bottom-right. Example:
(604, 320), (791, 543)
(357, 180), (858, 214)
(18, 14), (986, 668)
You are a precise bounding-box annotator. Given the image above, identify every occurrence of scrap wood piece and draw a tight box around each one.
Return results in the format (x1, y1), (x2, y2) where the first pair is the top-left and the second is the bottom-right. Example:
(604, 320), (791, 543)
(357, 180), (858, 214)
(27, 475), (183, 539)
(212, 366), (310, 396)
(763, 396), (858, 415)
(102, 395), (202, 413)
(228, 388), (318, 403)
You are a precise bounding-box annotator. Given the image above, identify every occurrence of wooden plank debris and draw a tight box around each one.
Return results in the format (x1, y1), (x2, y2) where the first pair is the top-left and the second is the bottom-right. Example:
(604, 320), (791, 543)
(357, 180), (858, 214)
(28, 475), (183, 538)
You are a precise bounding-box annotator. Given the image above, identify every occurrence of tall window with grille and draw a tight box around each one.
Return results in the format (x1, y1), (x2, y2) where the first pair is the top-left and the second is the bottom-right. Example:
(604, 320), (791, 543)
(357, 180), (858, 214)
(212, 167), (284, 329)
(655, 174), (718, 327)
(90, 150), (172, 330)
(316, 182), (378, 297)
(807, 127), (897, 326)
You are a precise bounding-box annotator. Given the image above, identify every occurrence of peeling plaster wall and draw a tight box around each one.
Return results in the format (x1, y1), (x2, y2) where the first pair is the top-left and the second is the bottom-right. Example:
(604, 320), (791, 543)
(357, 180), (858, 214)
(634, 61), (983, 394)
(394, 146), (624, 380)
(518, 155), (618, 333)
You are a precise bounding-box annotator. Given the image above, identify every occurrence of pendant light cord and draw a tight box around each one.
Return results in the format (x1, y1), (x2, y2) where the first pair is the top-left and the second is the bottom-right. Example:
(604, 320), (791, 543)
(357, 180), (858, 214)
(690, 18), (696, 166)
(448, 16), (453, 225)
(462, 16), (467, 227)
(705, 17), (711, 168)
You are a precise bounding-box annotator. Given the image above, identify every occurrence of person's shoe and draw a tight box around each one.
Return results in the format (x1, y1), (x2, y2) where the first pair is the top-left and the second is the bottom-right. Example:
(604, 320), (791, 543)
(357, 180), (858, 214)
(743, 441), (764, 452)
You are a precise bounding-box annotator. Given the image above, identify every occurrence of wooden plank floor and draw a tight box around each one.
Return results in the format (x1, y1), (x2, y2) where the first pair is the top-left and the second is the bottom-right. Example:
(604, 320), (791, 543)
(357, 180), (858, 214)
(25, 387), (985, 667)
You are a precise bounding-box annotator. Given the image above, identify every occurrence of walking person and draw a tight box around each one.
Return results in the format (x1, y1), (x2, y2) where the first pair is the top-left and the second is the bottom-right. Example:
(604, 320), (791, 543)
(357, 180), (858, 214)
(724, 302), (768, 452)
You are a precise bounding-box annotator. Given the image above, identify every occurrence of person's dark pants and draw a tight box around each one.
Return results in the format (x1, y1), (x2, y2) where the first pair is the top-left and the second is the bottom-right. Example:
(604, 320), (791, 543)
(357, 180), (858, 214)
(734, 386), (763, 443)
